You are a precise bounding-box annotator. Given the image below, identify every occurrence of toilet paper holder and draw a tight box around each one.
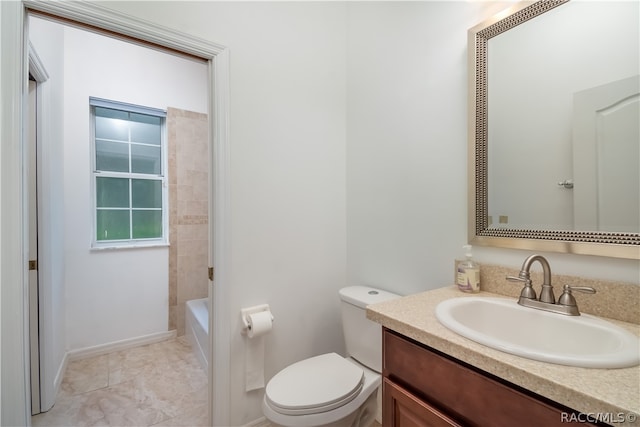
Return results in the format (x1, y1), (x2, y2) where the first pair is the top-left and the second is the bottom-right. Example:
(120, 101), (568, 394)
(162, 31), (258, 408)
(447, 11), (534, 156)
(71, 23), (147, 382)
(241, 304), (274, 335)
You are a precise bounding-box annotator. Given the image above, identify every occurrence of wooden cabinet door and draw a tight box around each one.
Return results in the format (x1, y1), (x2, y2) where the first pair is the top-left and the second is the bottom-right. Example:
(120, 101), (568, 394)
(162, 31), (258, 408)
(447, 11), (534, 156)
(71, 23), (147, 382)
(383, 329), (602, 427)
(383, 378), (463, 427)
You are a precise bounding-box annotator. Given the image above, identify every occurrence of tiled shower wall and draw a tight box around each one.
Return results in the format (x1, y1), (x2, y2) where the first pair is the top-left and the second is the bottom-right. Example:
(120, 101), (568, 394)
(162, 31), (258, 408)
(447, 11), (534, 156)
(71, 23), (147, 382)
(167, 107), (209, 335)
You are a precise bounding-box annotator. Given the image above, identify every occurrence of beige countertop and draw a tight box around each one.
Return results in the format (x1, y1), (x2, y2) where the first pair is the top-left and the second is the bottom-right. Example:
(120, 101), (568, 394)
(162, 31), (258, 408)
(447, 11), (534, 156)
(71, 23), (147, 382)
(366, 286), (640, 426)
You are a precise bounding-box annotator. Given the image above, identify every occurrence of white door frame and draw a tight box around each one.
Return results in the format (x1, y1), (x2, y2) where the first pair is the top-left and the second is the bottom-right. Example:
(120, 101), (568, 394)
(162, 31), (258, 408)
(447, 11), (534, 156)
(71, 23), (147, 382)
(0, 2), (231, 425)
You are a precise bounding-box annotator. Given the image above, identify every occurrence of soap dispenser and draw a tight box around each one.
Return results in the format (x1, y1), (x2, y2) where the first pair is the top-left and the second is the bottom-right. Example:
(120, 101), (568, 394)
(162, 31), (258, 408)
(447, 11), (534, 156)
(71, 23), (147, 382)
(457, 245), (480, 293)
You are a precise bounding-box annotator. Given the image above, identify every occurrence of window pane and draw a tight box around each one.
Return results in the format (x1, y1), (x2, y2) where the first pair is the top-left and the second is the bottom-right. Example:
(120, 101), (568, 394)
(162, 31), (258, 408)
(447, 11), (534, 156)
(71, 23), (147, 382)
(96, 140), (129, 172)
(132, 210), (162, 239)
(92, 102), (166, 245)
(95, 111), (129, 141)
(131, 144), (161, 174)
(96, 177), (130, 208)
(130, 113), (161, 145)
(96, 209), (130, 240)
(132, 179), (162, 208)
(95, 107), (129, 121)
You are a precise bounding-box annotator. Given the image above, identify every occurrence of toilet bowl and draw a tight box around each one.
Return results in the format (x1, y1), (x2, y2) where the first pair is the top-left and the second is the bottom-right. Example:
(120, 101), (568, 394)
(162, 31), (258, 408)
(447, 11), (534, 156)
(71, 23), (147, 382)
(262, 286), (400, 427)
(262, 354), (379, 427)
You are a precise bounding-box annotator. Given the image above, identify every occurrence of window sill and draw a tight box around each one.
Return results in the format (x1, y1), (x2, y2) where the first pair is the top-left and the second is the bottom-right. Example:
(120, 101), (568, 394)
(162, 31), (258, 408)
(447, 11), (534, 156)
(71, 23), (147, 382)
(90, 241), (170, 251)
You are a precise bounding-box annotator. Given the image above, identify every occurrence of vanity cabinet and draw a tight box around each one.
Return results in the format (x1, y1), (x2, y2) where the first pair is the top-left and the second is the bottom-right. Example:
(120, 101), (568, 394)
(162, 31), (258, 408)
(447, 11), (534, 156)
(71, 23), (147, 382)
(382, 328), (601, 427)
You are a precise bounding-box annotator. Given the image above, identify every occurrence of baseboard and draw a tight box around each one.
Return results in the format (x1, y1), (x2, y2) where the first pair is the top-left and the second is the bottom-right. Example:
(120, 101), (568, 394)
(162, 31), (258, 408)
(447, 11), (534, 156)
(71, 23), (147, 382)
(53, 351), (68, 396)
(242, 417), (269, 427)
(38, 351), (69, 412)
(67, 330), (177, 361)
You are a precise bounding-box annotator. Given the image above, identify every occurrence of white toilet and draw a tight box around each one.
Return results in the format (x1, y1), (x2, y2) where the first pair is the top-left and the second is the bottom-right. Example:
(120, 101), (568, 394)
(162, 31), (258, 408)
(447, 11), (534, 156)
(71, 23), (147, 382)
(262, 286), (400, 427)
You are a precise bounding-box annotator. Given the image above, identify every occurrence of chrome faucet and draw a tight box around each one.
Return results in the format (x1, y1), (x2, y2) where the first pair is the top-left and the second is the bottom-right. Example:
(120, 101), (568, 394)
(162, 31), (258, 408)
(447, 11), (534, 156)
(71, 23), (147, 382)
(506, 254), (595, 316)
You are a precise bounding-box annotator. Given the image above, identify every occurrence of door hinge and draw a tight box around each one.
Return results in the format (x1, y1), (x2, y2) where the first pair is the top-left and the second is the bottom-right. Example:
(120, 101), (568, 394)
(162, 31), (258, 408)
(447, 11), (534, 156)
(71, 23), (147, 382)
(29, 260), (38, 271)
(208, 267), (214, 281)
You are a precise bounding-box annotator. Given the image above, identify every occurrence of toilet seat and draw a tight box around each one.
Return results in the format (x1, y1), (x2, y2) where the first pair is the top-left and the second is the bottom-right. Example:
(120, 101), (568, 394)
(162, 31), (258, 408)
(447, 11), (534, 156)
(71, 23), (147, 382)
(265, 353), (364, 416)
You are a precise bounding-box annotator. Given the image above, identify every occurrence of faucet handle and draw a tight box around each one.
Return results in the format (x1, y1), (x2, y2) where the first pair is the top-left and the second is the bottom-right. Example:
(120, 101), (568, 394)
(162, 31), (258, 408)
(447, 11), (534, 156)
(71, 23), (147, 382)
(557, 285), (596, 307)
(506, 275), (525, 283)
(506, 275), (537, 300)
(565, 285), (596, 294)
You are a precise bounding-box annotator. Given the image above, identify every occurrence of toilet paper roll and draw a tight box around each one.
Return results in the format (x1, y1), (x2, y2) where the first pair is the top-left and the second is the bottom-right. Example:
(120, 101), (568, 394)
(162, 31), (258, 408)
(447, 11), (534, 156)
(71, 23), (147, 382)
(247, 311), (273, 339)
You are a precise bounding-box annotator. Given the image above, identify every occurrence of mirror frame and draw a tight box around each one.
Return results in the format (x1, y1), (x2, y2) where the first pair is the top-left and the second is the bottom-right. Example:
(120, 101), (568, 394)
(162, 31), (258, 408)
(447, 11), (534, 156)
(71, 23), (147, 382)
(468, 0), (640, 259)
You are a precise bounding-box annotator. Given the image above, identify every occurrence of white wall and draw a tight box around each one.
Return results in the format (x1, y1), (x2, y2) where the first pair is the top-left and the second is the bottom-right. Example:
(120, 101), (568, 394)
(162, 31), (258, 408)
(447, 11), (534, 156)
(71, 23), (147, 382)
(346, 1), (501, 297)
(30, 17), (208, 351)
(98, 2), (349, 424)
(29, 1), (640, 425)
(201, 4), (348, 422)
(63, 25), (208, 350)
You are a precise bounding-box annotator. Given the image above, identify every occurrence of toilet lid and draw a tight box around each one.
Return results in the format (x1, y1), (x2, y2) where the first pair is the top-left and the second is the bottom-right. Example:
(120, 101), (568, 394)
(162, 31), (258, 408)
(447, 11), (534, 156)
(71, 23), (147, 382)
(265, 353), (364, 416)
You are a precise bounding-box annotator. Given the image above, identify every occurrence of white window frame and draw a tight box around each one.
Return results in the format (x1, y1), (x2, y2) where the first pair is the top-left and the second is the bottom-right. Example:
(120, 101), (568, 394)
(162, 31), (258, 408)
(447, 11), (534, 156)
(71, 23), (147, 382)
(90, 97), (169, 249)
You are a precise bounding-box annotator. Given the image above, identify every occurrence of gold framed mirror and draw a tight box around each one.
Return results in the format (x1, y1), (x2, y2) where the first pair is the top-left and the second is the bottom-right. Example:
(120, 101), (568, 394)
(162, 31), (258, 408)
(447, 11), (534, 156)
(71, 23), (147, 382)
(468, 0), (640, 259)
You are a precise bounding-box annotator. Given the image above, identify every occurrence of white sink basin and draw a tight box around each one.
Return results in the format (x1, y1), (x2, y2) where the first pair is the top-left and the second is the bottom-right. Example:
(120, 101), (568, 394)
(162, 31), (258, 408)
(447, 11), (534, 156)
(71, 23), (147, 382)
(435, 297), (640, 368)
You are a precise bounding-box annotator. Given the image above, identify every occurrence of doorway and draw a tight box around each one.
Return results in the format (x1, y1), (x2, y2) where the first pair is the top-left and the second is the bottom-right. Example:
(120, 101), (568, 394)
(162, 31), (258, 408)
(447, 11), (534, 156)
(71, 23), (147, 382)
(0, 2), (231, 425)
(27, 12), (210, 421)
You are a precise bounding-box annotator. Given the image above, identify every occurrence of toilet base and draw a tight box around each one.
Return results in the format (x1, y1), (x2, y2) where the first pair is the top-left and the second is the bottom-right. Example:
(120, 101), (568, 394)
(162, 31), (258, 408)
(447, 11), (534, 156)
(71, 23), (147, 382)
(267, 389), (378, 427)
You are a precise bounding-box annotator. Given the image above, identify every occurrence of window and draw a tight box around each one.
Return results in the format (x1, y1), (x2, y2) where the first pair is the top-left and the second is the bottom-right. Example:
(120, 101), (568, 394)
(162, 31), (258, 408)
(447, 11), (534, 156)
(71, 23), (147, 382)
(90, 98), (167, 247)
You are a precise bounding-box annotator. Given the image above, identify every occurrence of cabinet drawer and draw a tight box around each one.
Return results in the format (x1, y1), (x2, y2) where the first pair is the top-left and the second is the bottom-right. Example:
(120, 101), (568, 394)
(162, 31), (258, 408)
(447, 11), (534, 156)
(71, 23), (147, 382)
(383, 378), (463, 427)
(383, 329), (597, 427)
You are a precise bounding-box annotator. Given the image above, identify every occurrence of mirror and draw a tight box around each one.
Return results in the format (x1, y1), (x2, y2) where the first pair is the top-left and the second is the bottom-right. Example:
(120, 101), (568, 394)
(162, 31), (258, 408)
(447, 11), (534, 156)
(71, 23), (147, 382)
(468, 0), (640, 259)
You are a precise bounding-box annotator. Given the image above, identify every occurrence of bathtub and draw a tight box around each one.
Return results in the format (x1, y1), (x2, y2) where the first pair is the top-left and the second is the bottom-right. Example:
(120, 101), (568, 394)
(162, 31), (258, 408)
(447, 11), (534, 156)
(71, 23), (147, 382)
(185, 298), (209, 372)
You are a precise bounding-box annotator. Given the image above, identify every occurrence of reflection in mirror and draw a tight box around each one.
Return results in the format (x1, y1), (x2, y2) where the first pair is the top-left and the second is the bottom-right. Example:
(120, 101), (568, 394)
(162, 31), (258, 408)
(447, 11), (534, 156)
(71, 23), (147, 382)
(468, 0), (640, 259)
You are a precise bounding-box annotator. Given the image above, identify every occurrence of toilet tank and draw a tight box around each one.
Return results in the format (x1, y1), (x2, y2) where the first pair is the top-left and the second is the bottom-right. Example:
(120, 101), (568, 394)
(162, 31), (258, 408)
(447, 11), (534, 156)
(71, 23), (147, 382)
(339, 286), (400, 373)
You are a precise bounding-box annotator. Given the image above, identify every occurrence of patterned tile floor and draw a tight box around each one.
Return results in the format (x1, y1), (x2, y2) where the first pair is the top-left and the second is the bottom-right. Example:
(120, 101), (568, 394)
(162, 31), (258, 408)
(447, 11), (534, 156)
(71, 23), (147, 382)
(32, 337), (383, 427)
(32, 337), (208, 427)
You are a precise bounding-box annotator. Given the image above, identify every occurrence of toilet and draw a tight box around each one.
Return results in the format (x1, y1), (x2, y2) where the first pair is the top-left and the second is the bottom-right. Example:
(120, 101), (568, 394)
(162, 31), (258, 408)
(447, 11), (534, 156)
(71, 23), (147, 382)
(262, 286), (400, 427)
